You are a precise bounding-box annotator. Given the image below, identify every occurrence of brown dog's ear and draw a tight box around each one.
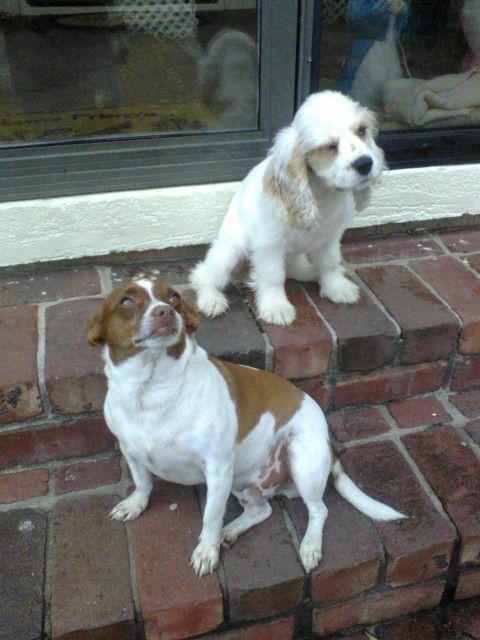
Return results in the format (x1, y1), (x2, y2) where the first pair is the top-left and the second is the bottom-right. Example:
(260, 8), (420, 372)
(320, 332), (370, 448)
(87, 308), (105, 346)
(180, 298), (200, 334)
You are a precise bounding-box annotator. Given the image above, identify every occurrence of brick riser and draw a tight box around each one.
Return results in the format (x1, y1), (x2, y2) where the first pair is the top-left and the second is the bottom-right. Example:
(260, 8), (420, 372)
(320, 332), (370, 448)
(3, 229), (480, 638)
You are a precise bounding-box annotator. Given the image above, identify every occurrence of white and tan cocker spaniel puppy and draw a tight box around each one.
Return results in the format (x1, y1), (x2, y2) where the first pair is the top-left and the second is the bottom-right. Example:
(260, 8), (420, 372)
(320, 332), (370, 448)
(190, 90), (384, 325)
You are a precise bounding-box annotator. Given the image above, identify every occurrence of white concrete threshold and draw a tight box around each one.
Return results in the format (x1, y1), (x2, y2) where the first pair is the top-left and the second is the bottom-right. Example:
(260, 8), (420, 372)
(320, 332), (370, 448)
(1, 163), (479, 268)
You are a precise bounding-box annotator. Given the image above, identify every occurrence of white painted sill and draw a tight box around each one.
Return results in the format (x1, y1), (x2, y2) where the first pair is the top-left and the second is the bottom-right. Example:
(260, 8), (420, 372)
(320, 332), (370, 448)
(1, 163), (479, 268)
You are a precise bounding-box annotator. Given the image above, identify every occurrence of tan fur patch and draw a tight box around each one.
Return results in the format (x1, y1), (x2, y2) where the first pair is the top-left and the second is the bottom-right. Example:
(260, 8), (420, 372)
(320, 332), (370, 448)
(306, 146), (337, 172)
(210, 358), (303, 441)
(263, 155), (317, 230)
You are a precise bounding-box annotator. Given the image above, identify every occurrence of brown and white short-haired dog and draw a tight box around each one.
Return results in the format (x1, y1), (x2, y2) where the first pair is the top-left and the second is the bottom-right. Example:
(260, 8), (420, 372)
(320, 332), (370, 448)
(88, 278), (404, 576)
(190, 90), (384, 326)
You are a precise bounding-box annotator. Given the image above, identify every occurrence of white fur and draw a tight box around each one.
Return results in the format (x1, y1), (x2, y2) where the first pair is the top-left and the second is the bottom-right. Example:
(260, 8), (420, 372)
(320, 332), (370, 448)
(190, 91), (384, 325)
(101, 280), (404, 576)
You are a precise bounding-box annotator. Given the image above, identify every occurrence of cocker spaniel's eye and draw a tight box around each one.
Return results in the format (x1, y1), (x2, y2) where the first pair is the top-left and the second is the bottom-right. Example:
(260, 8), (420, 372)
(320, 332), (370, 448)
(120, 295), (135, 307)
(327, 142), (338, 152)
(169, 291), (181, 305)
(357, 126), (367, 137)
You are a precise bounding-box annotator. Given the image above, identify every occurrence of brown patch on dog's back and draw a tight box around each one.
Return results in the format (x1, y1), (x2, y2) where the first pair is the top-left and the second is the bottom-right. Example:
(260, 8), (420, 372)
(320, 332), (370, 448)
(210, 358), (303, 440)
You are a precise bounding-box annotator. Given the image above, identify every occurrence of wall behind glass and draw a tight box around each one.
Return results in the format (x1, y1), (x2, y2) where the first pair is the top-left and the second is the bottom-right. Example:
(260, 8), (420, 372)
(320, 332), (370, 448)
(316, 0), (480, 131)
(0, 0), (258, 144)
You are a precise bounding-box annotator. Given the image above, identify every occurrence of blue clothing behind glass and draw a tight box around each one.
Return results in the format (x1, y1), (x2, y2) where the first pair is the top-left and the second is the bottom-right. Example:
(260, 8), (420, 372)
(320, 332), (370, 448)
(338, 0), (410, 95)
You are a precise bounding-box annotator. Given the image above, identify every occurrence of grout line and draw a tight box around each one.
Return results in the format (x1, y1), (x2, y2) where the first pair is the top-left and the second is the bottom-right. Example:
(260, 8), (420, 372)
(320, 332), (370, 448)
(0, 481), (129, 513)
(300, 285), (338, 408)
(404, 262), (463, 327)
(95, 265), (113, 296)
(124, 520), (146, 640)
(42, 507), (54, 640)
(262, 331), (274, 372)
(36, 302), (53, 418)
(351, 273), (403, 367)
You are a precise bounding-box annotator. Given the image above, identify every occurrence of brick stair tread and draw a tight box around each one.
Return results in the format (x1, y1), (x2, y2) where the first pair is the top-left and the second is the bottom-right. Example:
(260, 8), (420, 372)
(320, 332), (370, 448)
(3, 229), (480, 637)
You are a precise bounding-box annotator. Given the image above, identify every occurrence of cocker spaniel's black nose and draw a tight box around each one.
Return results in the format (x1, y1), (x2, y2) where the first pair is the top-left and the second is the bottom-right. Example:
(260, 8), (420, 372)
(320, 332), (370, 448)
(352, 155), (373, 176)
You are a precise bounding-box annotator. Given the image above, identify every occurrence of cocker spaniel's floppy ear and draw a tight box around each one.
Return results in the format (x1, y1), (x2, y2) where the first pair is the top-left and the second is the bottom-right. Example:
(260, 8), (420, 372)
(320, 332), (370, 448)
(264, 125), (318, 229)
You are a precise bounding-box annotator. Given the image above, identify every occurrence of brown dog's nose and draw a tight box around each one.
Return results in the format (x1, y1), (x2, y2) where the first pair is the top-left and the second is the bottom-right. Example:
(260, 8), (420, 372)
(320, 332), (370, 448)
(150, 305), (175, 334)
(152, 305), (174, 319)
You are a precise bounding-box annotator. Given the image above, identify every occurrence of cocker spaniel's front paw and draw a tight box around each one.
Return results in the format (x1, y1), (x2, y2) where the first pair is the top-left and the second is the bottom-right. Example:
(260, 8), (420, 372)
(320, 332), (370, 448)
(257, 299), (296, 326)
(321, 274), (360, 305)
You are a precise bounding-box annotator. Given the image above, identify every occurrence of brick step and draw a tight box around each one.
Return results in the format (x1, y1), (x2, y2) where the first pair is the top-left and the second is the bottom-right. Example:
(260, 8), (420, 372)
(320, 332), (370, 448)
(3, 390), (480, 638)
(3, 229), (480, 638)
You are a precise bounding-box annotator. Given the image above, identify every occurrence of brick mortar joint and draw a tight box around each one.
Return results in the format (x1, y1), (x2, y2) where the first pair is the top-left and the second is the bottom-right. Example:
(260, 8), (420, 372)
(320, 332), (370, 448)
(36, 302), (53, 417)
(0, 409), (104, 435)
(0, 481), (128, 513)
(351, 272), (403, 367)
(403, 262), (463, 330)
(394, 436), (459, 540)
(96, 265), (113, 296)
(300, 285), (338, 407)
(0, 450), (120, 481)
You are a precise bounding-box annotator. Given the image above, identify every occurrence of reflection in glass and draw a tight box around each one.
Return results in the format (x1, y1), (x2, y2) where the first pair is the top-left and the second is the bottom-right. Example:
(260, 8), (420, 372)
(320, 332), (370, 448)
(318, 0), (480, 130)
(0, 1), (258, 144)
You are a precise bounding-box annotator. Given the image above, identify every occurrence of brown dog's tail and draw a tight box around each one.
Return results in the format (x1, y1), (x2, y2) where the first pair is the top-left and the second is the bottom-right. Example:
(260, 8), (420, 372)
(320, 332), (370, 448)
(331, 454), (406, 521)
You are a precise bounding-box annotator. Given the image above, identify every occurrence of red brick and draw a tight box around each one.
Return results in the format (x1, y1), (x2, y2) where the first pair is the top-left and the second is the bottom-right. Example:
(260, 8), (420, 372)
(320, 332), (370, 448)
(342, 235), (443, 263)
(328, 406), (390, 443)
(195, 289), (265, 368)
(375, 609), (443, 640)
(465, 251), (480, 274)
(55, 456), (121, 494)
(358, 265), (459, 364)
(131, 482), (223, 640)
(388, 395), (451, 428)
(411, 255), (480, 355)
(451, 354), (480, 391)
(313, 579), (445, 636)
(286, 486), (381, 603)
(111, 259), (196, 286)
(341, 441), (455, 586)
(403, 426), (480, 565)
(0, 268), (101, 307)
(0, 468), (48, 503)
(334, 362), (447, 408)
(441, 229), (480, 253)
(0, 509), (46, 640)
(465, 418), (480, 446)
(305, 282), (398, 372)
(222, 499), (304, 622)
(449, 389), (480, 418)
(251, 283), (332, 379)
(295, 377), (330, 410)
(455, 567), (480, 600)
(447, 598), (480, 639)
(0, 417), (114, 468)
(0, 305), (42, 424)
(56, 623), (136, 640)
(207, 617), (295, 640)
(51, 494), (134, 639)
(45, 299), (106, 413)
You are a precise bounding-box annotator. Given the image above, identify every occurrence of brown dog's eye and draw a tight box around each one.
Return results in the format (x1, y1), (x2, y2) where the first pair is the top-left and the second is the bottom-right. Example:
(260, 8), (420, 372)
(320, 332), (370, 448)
(357, 126), (367, 137)
(120, 295), (135, 307)
(169, 291), (181, 304)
